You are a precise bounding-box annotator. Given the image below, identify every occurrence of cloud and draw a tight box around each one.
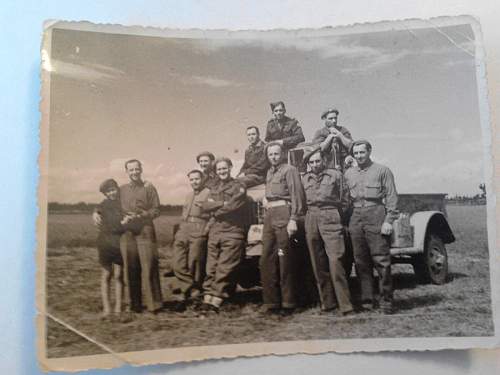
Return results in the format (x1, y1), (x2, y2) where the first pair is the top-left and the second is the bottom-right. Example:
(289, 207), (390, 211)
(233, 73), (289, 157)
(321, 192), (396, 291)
(168, 72), (242, 88)
(42, 50), (124, 82)
(372, 132), (436, 141)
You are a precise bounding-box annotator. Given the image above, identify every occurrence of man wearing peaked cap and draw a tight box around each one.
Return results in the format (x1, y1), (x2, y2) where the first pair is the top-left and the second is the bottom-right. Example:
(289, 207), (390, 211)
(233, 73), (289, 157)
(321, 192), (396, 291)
(312, 108), (354, 171)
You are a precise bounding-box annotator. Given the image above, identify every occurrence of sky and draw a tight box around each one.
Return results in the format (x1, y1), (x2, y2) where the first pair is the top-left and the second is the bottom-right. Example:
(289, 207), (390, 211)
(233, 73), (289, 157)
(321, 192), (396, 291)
(45, 23), (484, 204)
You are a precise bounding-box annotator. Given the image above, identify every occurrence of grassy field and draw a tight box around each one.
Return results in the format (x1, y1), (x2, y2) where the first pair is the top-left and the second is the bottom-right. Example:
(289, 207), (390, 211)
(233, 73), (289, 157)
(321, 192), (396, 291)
(44, 205), (494, 358)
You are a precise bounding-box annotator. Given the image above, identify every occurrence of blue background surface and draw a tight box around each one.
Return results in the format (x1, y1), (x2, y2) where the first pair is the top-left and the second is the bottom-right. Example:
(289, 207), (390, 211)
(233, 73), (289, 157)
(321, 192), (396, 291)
(1, 1), (499, 374)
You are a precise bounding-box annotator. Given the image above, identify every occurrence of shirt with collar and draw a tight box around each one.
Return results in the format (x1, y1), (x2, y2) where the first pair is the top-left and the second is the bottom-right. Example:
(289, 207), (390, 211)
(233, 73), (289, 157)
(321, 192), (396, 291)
(239, 139), (269, 177)
(119, 180), (161, 225)
(265, 163), (306, 221)
(264, 116), (305, 151)
(312, 125), (353, 169)
(302, 168), (349, 211)
(344, 160), (398, 223)
(181, 187), (211, 221)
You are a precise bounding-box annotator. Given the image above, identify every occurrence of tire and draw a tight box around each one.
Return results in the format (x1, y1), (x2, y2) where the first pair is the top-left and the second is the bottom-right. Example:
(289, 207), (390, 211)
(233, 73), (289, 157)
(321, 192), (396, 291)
(413, 234), (448, 284)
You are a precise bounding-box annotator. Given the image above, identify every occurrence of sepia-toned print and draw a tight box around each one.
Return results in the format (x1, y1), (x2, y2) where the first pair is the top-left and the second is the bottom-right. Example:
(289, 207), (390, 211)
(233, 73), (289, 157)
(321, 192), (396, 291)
(37, 17), (499, 371)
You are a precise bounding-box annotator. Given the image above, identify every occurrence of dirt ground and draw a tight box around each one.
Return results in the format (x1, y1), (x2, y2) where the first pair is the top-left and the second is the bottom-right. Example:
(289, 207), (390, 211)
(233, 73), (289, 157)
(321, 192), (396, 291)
(44, 205), (494, 358)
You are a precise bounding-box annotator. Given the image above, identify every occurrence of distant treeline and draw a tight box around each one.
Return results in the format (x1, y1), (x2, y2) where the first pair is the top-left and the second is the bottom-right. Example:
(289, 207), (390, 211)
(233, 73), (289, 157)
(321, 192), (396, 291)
(445, 195), (486, 206)
(48, 202), (183, 215)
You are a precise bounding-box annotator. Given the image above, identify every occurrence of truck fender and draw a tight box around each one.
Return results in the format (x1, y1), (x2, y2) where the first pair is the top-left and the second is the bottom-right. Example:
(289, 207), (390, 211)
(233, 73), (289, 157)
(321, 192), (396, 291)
(410, 211), (455, 250)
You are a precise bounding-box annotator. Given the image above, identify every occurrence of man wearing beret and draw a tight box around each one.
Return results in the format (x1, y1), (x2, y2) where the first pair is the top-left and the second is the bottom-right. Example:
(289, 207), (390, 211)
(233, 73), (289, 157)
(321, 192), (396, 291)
(312, 108), (353, 171)
(302, 148), (354, 315)
(264, 101), (305, 155)
(260, 142), (306, 314)
(344, 140), (398, 314)
(196, 151), (219, 190)
(237, 126), (269, 188)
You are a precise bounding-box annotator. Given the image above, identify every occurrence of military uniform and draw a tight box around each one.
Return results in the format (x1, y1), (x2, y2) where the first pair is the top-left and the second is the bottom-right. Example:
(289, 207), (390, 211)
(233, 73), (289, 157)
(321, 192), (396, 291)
(302, 168), (353, 313)
(172, 187), (211, 299)
(201, 178), (247, 307)
(203, 171), (219, 190)
(265, 116), (305, 153)
(312, 125), (353, 171)
(237, 140), (269, 188)
(344, 160), (398, 306)
(261, 163), (306, 310)
(119, 181), (163, 312)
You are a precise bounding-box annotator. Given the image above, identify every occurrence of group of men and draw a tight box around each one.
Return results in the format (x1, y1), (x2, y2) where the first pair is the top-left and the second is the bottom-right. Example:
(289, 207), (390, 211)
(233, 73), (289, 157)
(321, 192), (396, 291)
(95, 100), (398, 317)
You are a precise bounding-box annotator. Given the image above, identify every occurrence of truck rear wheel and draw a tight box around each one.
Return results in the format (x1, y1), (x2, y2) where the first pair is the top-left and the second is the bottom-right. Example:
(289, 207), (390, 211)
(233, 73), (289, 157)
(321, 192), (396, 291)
(413, 234), (448, 285)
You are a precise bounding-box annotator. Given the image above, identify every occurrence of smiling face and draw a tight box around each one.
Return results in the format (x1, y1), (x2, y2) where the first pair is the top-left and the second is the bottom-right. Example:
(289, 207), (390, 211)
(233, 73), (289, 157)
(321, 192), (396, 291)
(215, 160), (231, 181)
(272, 104), (286, 121)
(324, 112), (338, 128)
(267, 144), (283, 166)
(104, 186), (119, 201)
(188, 172), (203, 191)
(126, 161), (143, 183)
(307, 151), (325, 174)
(198, 156), (212, 173)
(352, 144), (371, 167)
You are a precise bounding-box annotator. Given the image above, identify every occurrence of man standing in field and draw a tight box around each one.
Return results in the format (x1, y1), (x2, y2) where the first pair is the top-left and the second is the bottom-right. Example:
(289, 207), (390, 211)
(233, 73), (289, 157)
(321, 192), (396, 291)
(200, 157), (248, 311)
(172, 169), (211, 305)
(345, 140), (398, 314)
(264, 101), (305, 155)
(312, 108), (354, 171)
(94, 159), (163, 313)
(302, 149), (354, 315)
(197, 151), (219, 189)
(237, 126), (269, 188)
(260, 142), (306, 314)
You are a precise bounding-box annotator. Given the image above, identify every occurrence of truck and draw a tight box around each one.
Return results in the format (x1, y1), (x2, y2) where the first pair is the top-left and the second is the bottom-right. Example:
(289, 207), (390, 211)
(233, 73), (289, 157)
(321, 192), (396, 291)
(237, 144), (456, 289)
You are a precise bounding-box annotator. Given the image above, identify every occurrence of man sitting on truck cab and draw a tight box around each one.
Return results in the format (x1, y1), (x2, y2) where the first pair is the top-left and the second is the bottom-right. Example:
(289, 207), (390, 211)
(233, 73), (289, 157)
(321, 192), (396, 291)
(264, 101), (305, 156)
(237, 126), (269, 188)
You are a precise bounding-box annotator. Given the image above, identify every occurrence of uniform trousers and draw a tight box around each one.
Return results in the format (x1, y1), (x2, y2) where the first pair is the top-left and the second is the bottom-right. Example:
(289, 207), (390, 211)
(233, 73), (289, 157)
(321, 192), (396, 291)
(260, 205), (297, 309)
(172, 221), (207, 297)
(120, 225), (163, 312)
(203, 222), (245, 299)
(305, 207), (353, 313)
(349, 205), (392, 303)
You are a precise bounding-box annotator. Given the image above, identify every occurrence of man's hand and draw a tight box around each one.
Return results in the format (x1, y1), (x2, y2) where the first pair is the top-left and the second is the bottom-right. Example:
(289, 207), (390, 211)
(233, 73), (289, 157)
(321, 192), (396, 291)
(287, 219), (298, 237)
(381, 222), (393, 236)
(262, 196), (268, 209)
(92, 211), (103, 227)
(328, 127), (341, 137)
(344, 155), (355, 169)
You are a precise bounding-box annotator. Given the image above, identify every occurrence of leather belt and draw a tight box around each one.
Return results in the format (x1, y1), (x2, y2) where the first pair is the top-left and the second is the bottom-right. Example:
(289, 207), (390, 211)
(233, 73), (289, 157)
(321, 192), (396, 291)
(308, 205), (340, 211)
(265, 199), (289, 209)
(352, 199), (382, 208)
(184, 216), (207, 223)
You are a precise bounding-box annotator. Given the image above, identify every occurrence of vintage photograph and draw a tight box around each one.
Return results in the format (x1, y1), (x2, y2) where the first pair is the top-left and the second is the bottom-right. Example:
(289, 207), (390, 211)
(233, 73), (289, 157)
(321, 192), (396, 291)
(37, 17), (497, 369)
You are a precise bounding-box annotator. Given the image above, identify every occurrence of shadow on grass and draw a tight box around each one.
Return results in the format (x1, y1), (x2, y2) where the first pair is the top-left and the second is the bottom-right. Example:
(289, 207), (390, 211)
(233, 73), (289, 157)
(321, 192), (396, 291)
(396, 293), (444, 311)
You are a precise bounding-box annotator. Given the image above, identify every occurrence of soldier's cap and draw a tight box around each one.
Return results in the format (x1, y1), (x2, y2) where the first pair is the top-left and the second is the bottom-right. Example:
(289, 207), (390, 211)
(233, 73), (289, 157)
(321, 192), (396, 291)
(186, 169), (203, 177)
(99, 178), (119, 194)
(196, 151), (215, 162)
(302, 146), (323, 165)
(349, 139), (372, 155)
(321, 108), (339, 119)
(270, 101), (286, 111)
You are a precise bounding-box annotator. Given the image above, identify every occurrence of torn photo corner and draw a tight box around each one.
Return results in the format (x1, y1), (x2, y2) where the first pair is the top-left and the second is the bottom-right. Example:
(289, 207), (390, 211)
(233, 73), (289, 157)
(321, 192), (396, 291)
(37, 16), (499, 371)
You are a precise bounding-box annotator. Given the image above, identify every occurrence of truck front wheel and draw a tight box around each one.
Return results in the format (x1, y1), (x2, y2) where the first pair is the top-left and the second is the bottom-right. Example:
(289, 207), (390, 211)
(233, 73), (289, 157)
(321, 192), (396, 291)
(413, 234), (448, 285)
